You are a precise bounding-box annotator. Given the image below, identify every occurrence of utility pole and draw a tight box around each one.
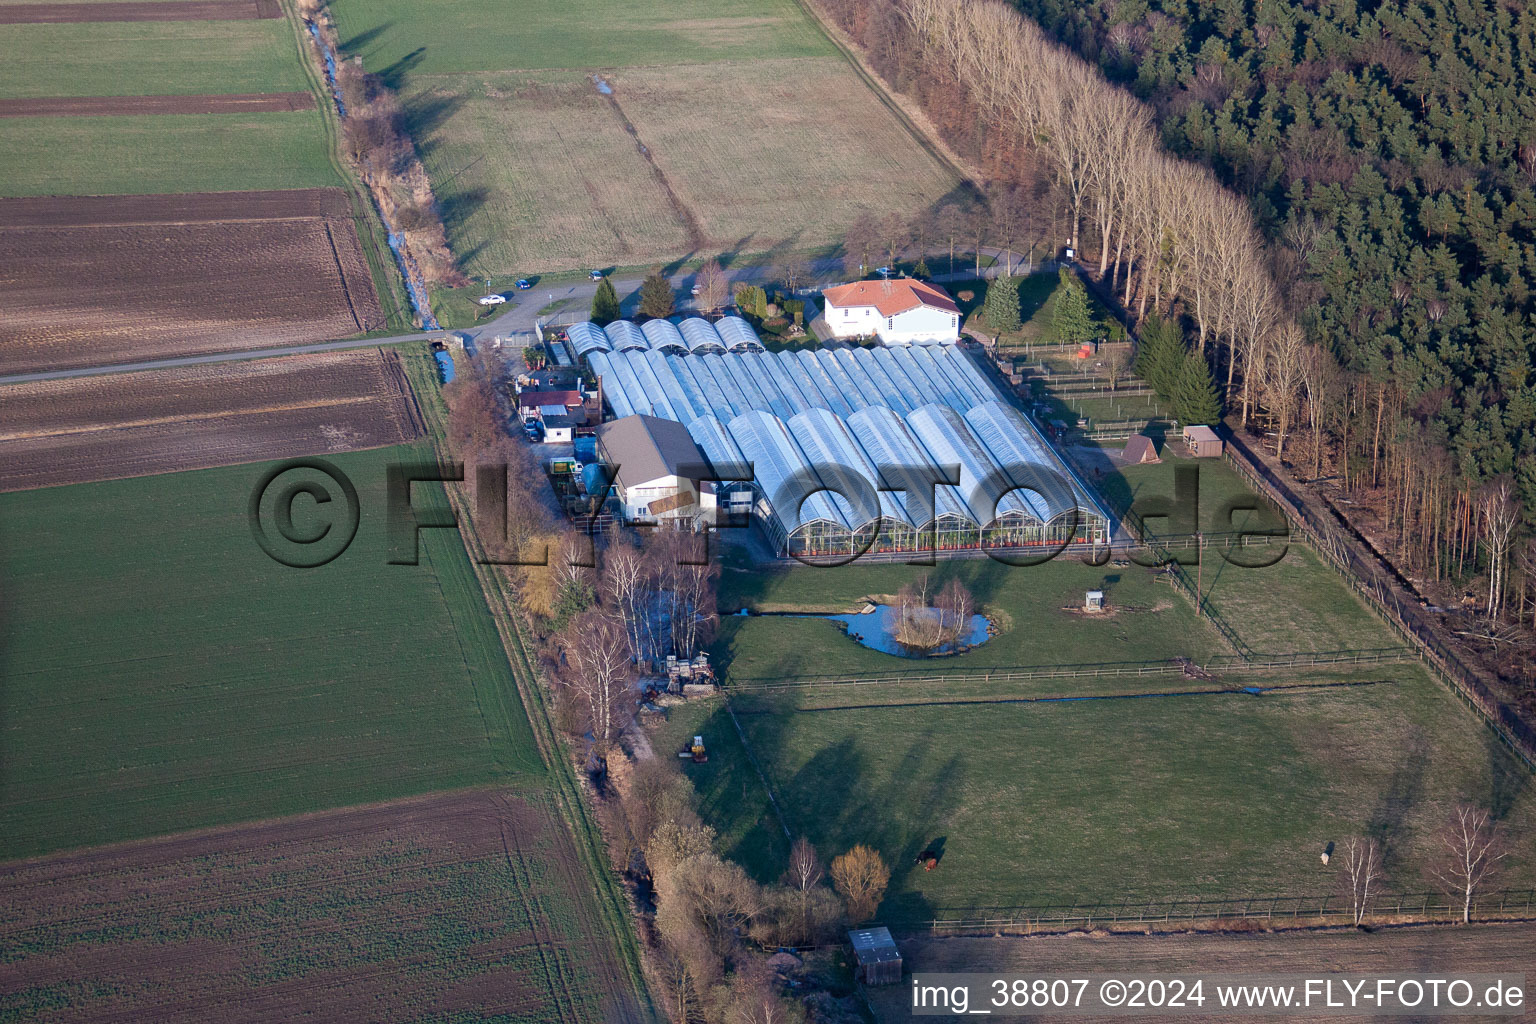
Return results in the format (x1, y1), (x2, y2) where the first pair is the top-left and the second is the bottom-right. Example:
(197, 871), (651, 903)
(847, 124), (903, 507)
(1195, 530), (1204, 617)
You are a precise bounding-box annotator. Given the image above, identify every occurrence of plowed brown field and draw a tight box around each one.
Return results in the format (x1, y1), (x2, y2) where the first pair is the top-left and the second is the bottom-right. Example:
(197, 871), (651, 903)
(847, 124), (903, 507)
(0, 0), (277, 23)
(0, 91), (314, 116)
(870, 927), (1536, 1022)
(0, 189), (383, 374)
(0, 348), (422, 490)
(0, 789), (647, 1023)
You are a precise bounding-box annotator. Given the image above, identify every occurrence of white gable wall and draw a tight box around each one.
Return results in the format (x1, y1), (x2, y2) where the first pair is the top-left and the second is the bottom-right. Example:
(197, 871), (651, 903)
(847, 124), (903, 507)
(824, 300), (959, 345)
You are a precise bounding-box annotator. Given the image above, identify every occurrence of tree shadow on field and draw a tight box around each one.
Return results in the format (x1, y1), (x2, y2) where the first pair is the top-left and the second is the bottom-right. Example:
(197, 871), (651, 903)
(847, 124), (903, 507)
(403, 88), (465, 149)
(1485, 732), (1529, 821)
(437, 187), (489, 237)
(1367, 728), (1428, 872)
(339, 22), (393, 59)
(375, 46), (427, 93)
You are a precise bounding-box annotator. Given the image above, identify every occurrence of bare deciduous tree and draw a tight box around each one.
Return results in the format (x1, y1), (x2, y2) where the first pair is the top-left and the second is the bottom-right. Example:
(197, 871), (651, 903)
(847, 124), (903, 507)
(785, 836), (824, 942)
(1478, 478), (1519, 622)
(694, 258), (730, 312)
(1263, 324), (1308, 462)
(1338, 836), (1384, 926)
(831, 844), (890, 923)
(1431, 805), (1507, 924)
(556, 610), (635, 759)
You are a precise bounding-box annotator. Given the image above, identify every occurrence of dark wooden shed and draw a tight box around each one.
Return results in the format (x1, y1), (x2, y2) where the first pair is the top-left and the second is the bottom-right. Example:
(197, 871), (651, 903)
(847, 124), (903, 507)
(849, 926), (902, 986)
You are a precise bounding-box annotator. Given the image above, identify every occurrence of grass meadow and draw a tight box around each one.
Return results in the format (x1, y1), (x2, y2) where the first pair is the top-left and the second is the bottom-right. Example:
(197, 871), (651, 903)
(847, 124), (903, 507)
(333, 0), (962, 275)
(408, 60), (963, 276)
(0, 444), (542, 860)
(0, 21), (310, 98)
(0, 112), (341, 196)
(659, 449), (1536, 917)
(662, 671), (1535, 920)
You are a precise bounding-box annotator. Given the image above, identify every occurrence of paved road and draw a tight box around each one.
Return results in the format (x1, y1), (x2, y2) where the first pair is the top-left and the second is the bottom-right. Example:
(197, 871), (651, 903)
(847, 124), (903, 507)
(0, 248), (1042, 387)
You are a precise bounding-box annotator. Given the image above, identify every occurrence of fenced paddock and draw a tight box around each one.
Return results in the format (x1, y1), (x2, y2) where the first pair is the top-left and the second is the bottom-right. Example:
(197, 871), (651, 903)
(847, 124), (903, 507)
(1219, 433), (1536, 770)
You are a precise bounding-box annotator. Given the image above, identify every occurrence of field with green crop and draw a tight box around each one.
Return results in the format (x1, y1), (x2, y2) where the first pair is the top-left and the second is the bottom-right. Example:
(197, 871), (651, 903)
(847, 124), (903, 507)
(330, 0), (834, 74)
(331, 0), (961, 275)
(0, 111), (340, 196)
(0, 443), (541, 860)
(0, 21), (309, 98)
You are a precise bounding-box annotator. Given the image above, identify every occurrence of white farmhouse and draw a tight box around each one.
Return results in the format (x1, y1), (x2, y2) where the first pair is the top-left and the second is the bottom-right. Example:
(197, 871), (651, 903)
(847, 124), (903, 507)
(596, 414), (717, 525)
(820, 279), (961, 345)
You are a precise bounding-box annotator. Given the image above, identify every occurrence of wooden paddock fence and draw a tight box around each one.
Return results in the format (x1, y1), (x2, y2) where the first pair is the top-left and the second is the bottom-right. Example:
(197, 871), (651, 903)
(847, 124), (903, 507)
(1218, 434), (1536, 770)
(926, 889), (1536, 934)
(726, 647), (1414, 695)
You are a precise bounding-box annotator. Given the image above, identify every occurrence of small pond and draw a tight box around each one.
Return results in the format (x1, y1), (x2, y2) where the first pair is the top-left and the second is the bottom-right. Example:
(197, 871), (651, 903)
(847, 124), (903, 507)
(741, 603), (993, 658)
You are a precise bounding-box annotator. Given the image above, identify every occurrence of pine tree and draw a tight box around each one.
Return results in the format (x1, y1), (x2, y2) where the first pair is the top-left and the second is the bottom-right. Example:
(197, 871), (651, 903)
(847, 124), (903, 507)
(1135, 314), (1185, 398)
(981, 276), (1021, 333)
(637, 272), (675, 320)
(1050, 267), (1096, 346)
(1173, 351), (1223, 425)
(913, 257), (931, 279)
(590, 277), (620, 325)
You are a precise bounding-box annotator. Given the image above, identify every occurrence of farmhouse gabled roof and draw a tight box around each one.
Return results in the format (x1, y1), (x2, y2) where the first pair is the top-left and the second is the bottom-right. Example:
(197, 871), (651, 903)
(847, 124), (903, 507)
(821, 279), (960, 317)
(518, 389), (583, 409)
(597, 414), (709, 491)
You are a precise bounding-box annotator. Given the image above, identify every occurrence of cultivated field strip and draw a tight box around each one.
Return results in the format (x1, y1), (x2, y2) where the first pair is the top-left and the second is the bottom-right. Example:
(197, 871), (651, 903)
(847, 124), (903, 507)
(0, 0), (277, 22)
(0, 789), (645, 1022)
(868, 927), (1536, 1023)
(0, 91), (313, 115)
(0, 189), (382, 372)
(0, 349), (422, 491)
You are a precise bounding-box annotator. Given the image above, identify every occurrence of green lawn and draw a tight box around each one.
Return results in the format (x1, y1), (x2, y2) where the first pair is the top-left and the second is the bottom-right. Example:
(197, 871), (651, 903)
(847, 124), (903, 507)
(713, 552), (1223, 682)
(0, 21), (309, 98)
(0, 444), (543, 860)
(686, 666), (1536, 921)
(329, 0), (835, 77)
(0, 111), (340, 196)
(978, 272), (1120, 350)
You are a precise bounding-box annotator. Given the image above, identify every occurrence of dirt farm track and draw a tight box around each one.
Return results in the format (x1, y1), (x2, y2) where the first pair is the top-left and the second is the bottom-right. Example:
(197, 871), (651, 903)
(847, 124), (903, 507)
(0, 190), (383, 375)
(0, 789), (646, 1022)
(0, 0), (278, 23)
(0, 348), (423, 491)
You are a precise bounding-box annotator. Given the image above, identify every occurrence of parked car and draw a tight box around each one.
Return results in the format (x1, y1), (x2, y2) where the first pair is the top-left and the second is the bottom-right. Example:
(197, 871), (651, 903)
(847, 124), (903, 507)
(477, 293), (508, 306)
(690, 284), (702, 296)
(589, 270), (605, 281)
(515, 278), (533, 290)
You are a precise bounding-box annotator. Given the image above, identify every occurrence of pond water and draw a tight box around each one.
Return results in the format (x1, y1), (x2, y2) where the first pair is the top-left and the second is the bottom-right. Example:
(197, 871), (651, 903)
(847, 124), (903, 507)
(742, 603), (992, 658)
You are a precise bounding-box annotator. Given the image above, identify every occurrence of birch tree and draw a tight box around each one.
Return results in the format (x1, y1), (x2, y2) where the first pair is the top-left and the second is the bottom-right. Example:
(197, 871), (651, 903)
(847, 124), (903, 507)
(1431, 806), (1506, 924)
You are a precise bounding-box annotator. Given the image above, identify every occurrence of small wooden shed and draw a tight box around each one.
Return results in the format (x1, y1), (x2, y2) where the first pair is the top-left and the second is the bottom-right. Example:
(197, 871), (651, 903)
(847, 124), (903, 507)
(849, 927), (902, 986)
(1183, 424), (1223, 457)
(1124, 433), (1160, 465)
